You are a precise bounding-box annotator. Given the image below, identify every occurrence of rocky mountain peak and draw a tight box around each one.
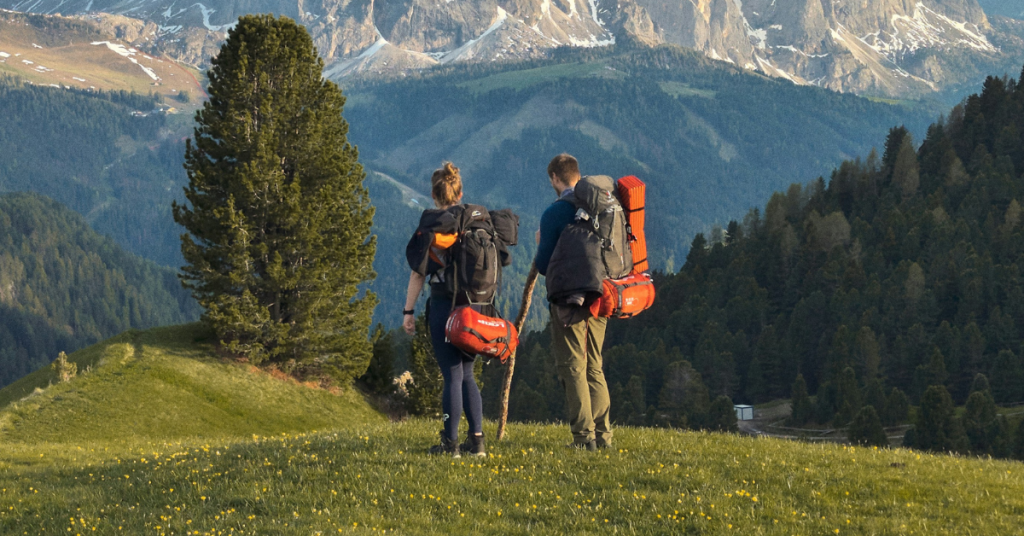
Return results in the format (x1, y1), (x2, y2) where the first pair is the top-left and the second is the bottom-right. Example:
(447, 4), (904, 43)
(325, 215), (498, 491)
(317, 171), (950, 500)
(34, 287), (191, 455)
(2, 0), (1021, 98)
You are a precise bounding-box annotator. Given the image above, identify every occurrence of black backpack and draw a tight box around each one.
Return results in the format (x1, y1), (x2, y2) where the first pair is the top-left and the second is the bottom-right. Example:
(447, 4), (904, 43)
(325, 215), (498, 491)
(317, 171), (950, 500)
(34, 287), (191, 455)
(445, 205), (518, 306)
(546, 175), (633, 306)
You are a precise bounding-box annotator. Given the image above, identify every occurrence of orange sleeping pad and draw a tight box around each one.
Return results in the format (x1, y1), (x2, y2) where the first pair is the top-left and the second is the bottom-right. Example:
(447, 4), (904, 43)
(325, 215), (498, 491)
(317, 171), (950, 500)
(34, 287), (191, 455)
(616, 175), (648, 273)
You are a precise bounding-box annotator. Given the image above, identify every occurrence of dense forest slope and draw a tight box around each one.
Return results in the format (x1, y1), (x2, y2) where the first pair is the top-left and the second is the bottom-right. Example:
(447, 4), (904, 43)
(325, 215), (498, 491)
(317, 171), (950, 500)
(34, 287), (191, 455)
(346, 46), (936, 326)
(0, 75), (191, 267)
(0, 192), (197, 388)
(496, 64), (1024, 439)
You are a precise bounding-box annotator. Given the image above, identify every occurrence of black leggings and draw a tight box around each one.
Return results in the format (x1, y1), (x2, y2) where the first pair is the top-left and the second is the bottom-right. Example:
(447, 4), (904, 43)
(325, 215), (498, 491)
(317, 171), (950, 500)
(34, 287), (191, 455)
(428, 296), (484, 442)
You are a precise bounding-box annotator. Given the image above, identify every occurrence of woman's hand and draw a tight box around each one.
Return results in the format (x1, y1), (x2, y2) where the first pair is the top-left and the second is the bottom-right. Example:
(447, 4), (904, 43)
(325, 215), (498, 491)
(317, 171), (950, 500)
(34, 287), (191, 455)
(404, 271), (426, 336)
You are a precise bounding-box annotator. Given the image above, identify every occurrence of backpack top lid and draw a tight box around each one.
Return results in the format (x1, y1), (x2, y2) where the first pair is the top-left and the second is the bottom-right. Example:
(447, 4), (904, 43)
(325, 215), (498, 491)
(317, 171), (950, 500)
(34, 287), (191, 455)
(572, 175), (620, 218)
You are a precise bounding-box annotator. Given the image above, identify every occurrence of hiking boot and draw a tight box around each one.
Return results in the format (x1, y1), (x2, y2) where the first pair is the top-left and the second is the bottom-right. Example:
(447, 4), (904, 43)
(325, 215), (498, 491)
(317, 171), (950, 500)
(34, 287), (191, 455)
(460, 432), (486, 457)
(596, 438), (613, 450)
(429, 430), (461, 458)
(567, 439), (597, 451)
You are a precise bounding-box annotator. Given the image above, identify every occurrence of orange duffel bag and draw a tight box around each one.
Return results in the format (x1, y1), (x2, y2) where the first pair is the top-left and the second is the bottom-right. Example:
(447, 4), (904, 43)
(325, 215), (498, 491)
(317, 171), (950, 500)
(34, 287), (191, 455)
(617, 175), (648, 274)
(445, 306), (518, 363)
(588, 272), (656, 319)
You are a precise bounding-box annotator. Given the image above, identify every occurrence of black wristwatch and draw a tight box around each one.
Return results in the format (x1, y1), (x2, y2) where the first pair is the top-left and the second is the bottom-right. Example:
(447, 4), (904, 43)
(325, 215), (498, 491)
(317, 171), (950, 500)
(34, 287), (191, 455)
(403, 309), (415, 316)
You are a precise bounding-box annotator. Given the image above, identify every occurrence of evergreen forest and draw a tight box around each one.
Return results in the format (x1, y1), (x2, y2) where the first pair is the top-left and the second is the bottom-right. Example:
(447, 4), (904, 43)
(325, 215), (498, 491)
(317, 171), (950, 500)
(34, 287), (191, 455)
(0, 75), (188, 267)
(481, 66), (1024, 459)
(0, 192), (198, 387)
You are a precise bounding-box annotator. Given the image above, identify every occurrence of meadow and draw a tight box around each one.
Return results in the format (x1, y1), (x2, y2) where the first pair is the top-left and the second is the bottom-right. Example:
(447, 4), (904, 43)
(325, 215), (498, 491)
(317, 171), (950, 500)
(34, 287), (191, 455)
(1, 325), (1022, 535)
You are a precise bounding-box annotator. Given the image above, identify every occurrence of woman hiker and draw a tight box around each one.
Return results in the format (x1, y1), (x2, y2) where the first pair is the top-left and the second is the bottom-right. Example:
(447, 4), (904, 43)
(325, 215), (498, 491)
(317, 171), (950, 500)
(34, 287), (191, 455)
(403, 162), (486, 458)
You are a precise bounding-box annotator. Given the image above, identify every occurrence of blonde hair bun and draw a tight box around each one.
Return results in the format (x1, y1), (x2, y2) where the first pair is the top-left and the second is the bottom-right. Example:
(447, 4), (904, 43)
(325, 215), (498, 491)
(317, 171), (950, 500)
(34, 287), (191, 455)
(431, 161), (463, 207)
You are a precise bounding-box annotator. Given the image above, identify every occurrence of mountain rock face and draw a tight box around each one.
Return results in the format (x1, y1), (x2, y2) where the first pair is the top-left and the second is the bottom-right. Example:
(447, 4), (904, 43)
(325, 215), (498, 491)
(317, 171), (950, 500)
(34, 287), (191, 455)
(3, 0), (1022, 97)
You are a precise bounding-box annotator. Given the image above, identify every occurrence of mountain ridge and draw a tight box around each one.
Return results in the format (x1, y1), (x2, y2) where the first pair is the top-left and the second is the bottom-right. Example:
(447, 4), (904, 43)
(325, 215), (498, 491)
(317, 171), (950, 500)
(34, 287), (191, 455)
(4, 0), (1024, 99)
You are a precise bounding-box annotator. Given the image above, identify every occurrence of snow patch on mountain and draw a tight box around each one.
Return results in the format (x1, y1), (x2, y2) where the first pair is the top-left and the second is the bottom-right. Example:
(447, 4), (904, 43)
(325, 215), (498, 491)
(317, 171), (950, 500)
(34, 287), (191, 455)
(91, 40), (161, 80)
(441, 6), (507, 63)
(862, 2), (995, 62)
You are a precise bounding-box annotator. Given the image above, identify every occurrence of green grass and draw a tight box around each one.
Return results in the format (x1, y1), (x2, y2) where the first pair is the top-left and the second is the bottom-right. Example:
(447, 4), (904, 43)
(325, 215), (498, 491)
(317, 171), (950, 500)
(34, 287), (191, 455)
(1, 326), (1023, 534)
(658, 81), (717, 99)
(0, 324), (382, 444)
(456, 62), (625, 94)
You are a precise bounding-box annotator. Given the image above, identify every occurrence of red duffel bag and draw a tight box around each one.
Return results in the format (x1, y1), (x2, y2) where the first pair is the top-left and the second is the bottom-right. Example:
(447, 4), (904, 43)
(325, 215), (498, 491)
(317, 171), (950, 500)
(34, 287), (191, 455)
(445, 305), (519, 363)
(588, 272), (656, 319)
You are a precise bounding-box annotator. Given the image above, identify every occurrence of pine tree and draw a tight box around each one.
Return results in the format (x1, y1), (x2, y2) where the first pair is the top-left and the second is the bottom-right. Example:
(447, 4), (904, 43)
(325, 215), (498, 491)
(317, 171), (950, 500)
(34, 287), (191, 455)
(406, 314), (442, 417)
(658, 360), (710, 429)
(883, 387), (910, 426)
(1013, 419), (1024, 461)
(989, 349), (1024, 404)
(173, 15), (376, 382)
(708, 395), (738, 432)
(961, 389), (998, 455)
(848, 406), (888, 447)
(834, 367), (861, 426)
(788, 373), (813, 426)
(914, 385), (968, 454)
(361, 325), (395, 395)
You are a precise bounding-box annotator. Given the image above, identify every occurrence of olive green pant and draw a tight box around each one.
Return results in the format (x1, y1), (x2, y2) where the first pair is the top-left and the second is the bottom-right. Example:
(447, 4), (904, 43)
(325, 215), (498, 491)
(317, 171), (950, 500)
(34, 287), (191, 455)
(550, 306), (612, 445)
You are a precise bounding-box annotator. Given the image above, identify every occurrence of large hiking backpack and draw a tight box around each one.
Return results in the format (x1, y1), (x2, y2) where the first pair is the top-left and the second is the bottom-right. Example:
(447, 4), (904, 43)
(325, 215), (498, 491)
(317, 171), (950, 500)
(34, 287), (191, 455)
(442, 205), (517, 306)
(433, 205), (520, 362)
(546, 175), (633, 306)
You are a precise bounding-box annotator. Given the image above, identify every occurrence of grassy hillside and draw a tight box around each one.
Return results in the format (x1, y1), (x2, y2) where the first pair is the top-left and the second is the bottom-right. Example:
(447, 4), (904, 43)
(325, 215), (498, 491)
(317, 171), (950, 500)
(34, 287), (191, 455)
(1, 416), (1022, 534)
(0, 11), (205, 104)
(0, 325), (1022, 534)
(0, 323), (382, 443)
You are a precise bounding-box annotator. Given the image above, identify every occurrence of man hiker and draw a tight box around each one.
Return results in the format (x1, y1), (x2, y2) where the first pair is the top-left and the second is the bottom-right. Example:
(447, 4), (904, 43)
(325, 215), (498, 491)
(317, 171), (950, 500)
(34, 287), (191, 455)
(535, 153), (613, 451)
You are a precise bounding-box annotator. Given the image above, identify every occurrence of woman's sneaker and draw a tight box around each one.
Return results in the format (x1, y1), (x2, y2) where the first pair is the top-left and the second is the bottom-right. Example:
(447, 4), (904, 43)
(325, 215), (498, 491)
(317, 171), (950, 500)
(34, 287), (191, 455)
(460, 433), (486, 457)
(429, 430), (461, 458)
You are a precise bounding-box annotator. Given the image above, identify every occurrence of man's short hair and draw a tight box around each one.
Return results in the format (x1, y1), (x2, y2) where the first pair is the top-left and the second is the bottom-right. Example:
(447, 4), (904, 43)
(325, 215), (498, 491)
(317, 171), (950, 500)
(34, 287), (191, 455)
(548, 154), (581, 184)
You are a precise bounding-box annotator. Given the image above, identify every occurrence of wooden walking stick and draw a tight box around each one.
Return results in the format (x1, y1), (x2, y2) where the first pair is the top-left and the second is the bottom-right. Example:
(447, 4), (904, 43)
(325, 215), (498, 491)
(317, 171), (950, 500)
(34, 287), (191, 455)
(496, 264), (539, 441)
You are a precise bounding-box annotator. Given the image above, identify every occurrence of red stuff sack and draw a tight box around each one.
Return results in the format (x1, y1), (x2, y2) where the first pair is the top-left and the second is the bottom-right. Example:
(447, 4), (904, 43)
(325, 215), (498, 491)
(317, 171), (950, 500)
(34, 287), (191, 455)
(445, 306), (519, 363)
(616, 175), (648, 274)
(589, 273), (656, 319)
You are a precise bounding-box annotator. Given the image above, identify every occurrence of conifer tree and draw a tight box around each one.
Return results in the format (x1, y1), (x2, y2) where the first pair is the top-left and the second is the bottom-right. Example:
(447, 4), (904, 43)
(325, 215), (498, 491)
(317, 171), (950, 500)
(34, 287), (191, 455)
(708, 395), (738, 432)
(913, 385), (968, 453)
(361, 325), (395, 395)
(961, 389), (997, 455)
(848, 406), (888, 447)
(1013, 419), (1024, 461)
(173, 15), (376, 381)
(834, 366), (861, 426)
(658, 360), (710, 429)
(883, 387), (910, 426)
(406, 313), (442, 417)
(788, 373), (813, 426)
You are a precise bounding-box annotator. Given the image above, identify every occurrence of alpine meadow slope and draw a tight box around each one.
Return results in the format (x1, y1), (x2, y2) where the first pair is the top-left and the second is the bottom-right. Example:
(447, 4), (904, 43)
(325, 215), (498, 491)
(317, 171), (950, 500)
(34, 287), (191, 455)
(0, 324), (1023, 534)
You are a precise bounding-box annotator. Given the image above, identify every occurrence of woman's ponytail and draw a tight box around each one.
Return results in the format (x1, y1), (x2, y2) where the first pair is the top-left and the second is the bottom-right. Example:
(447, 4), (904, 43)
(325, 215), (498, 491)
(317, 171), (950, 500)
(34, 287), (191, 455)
(430, 162), (463, 207)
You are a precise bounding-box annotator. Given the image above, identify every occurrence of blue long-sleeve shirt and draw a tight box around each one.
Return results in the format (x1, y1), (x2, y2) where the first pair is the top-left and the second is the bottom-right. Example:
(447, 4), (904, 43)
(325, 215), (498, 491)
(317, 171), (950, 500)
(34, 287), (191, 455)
(534, 189), (576, 276)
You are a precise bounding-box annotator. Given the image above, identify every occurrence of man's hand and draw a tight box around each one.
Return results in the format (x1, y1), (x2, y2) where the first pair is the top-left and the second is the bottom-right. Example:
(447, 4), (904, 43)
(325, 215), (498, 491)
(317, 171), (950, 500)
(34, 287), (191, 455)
(536, 228), (541, 244)
(403, 314), (416, 335)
